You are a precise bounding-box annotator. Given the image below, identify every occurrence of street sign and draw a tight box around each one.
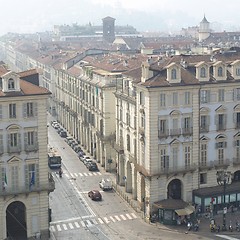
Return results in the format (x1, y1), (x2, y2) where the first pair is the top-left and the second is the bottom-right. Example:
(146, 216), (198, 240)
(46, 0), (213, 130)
(223, 207), (227, 214)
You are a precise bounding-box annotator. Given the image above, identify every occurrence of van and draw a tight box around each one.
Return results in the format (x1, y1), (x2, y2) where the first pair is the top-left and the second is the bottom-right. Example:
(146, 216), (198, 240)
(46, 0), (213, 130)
(99, 178), (113, 191)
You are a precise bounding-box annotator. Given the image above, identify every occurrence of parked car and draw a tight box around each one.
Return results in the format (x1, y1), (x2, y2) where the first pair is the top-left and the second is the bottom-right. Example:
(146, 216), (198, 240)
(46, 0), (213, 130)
(99, 178), (113, 191)
(57, 128), (63, 134)
(59, 131), (67, 138)
(64, 137), (73, 144)
(84, 158), (94, 166)
(88, 190), (102, 201)
(53, 123), (60, 129)
(81, 156), (90, 163)
(87, 162), (98, 171)
(78, 151), (86, 159)
(73, 145), (81, 153)
(51, 120), (58, 126)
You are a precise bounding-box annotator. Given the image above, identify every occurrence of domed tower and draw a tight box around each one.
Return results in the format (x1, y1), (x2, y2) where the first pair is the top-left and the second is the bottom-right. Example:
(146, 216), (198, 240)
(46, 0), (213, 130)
(199, 15), (210, 42)
(102, 16), (115, 43)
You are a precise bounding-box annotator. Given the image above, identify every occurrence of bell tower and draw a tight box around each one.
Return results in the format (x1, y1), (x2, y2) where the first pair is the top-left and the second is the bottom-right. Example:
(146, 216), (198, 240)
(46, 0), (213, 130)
(199, 15), (210, 42)
(102, 16), (115, 43)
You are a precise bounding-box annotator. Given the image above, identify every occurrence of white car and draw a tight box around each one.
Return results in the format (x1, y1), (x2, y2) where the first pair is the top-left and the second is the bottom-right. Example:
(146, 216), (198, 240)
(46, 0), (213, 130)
(99, 178), (113, 191)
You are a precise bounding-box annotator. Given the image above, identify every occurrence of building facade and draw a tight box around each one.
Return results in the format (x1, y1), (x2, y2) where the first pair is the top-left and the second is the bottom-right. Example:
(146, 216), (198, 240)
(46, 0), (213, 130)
(0, 68), (53, 239)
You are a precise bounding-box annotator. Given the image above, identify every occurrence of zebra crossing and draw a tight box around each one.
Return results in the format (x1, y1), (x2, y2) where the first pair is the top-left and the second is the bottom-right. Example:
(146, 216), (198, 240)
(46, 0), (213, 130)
(50, 212), (138, 232)
(64, 172), (102, 178)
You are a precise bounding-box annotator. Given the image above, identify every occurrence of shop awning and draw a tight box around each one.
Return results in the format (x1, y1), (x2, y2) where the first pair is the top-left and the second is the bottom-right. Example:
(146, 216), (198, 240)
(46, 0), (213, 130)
(175, 205), (195, 216)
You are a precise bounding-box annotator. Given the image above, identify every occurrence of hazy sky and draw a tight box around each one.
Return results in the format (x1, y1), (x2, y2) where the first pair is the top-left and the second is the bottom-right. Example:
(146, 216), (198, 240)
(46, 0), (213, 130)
(1, 0), (240, 35)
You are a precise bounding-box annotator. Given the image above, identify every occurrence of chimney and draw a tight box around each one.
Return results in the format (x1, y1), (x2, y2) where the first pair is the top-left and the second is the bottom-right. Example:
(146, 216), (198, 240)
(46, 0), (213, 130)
(141, 61), (153, 83)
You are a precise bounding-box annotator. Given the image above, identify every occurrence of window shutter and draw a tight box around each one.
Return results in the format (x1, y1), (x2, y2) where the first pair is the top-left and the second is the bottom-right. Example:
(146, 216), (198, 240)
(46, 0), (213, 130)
(207, 115), (210, 125)
(214, 115), (218, 125)
(24, 132), (27, 150)
(233, 113), (237, 123)
(23, 103), (27, 118)
(34, 131), (38, 150)
(25, 165), (29, 189)
(215, 142), (219, 149)
(0, 134), (3, 153)
(34, 102), (38, 117)
(224, 142), (227, 148)
(35, 164), (39, 187)
(224, 114), (227, 125)
(207, 90), (211, 102)
(0, 105), (2, 119)
(7, 134), (10, 151)
(18, 133), (21, 151)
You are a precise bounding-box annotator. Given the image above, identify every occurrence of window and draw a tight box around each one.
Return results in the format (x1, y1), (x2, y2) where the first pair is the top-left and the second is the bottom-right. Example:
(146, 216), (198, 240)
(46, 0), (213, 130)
(236, 139), (240, 161)
(236, 112), (240, 128)
(183, 117), (191, 134)
(27, 102), (34, 117)
(173, 92), (178, 105)
(200, 143), (207, 166)
(24, 130), (38, 152)
(140, 91), (145, 105)
(234, 88), (240, 101)
(216, 114), (226, 131)
(217, 67), (223, 77)
(171, 69), (177, 79)
(141, 114), (145, 128)
(11, 165), (19, 191)
(200, 67), (206, 78)
(159, 119), (167, 134)
(9, 103), (16, 118)
(200, 173), (207, 184)
(160, 93), (166, 107)
(218, 89), (225, 102)
(0, 134), (3, 154)
(10, 133), (18, 147)
(184, 146), (191, 168)
(25, 163), (39, 189)
(200, 115), (209, 132)
(8, 78), (15, 89)
(160, 149), (169, 170)
(215, 136), (227, 165)
(200, 90), (210, 103)
(126, 112), (130, 125)
(236, 68), (240, 76)
(127, 134), (130, 152)
(184, 92), (190, 105)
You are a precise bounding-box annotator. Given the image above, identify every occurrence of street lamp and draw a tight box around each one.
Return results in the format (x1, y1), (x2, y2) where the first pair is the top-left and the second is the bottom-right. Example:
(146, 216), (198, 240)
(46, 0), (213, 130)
(216, 170), (232, 231)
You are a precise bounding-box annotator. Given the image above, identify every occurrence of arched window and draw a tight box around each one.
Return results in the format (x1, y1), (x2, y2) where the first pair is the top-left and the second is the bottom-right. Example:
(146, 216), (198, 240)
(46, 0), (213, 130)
(171, 69), (177, 79)
(218, 66), (223, 77)
(8, 78), (15, 90)
(200, 67), (206, 78)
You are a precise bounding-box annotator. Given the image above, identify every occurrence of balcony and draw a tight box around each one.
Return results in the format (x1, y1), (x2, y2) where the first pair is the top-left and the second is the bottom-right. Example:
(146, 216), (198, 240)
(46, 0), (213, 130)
(182, 127), (193, 136)
(213, 158), (230, 168)
(199, 161), (214, 170)
(233, 157), (240, 166)
(216, 124), (226, 131)
(170, 128), (181, 137)
(151, 163), (197, 177)
(158, 129), (169, 139)
(0, 178), (55, 197)
(200, 125), (209, 133)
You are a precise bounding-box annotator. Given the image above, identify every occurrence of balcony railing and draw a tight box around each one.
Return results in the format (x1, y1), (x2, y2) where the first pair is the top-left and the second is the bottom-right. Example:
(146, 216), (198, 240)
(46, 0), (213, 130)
(152, 163), (197, 176)
(182, 127), (193, 136)
(233, 157), (240, 165)
(0, 180), (55, 196)
(158, 130), (169, 139)
(200, 125), (209, 133)
(170, 128), (181, 136)
(216, 124), (226, 131)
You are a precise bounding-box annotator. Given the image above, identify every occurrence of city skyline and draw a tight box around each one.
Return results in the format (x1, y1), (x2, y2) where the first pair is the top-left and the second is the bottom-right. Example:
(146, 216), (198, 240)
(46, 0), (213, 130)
(2, 0), (240, 36)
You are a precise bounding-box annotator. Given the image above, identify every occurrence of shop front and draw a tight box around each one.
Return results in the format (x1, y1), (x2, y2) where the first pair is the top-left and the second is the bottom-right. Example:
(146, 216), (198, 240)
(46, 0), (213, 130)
(193, 181), (240, 216)
(152, 199), (195, 225)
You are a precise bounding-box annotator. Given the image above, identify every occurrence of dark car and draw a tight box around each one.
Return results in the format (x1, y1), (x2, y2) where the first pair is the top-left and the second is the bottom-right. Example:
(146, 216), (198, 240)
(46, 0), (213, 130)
(73, 145), (81, 153)
(88, 190), (102, 201)
(60, 131), (67, 138)
(87, 162), (98, 171)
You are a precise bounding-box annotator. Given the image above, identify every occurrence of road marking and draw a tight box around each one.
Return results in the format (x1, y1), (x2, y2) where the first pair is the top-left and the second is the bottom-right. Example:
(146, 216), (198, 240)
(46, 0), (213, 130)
(86, 219), (93, 227)
(126, 213), (132, 219)
(115, 215), (121, 221)
(93, 172), (98, 176)
(120, 214), (127, 220)
(110, 216), (116, 222)
(80, 221), (86, 227)
(68, 222), (74, 229)
(84, 173), (88, 176)
(74, 173), (78, 177)
(97, 172), (102, 175)
(79, 173), (83, 176)
(70, 173), (74, 178)
(131, 213), (137, 219)
(98, 218), (104, 224)
(74, 222), (80, 228)
(215, 235), (240, 240)
(88, 173), (93, 176)
(56, 225), (62, 231)
(50, 226), (56, 232)
(65, 174), (69, 178)
(62, 224), (68, 230)
(103, 217), (110, 224)
(92, 219), (98, 225)
(51, 215), (94, 224)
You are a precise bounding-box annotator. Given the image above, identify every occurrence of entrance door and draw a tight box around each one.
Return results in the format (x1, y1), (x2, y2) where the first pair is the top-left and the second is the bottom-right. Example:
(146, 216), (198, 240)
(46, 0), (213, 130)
(6, 201), (27, 239)
(167, 179), (182, 199)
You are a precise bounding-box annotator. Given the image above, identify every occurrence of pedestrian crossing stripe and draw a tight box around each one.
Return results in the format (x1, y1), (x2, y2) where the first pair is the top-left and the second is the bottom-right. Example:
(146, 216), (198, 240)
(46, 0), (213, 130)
(64, 172), (102, 178)
(50, 213), (138, 232)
